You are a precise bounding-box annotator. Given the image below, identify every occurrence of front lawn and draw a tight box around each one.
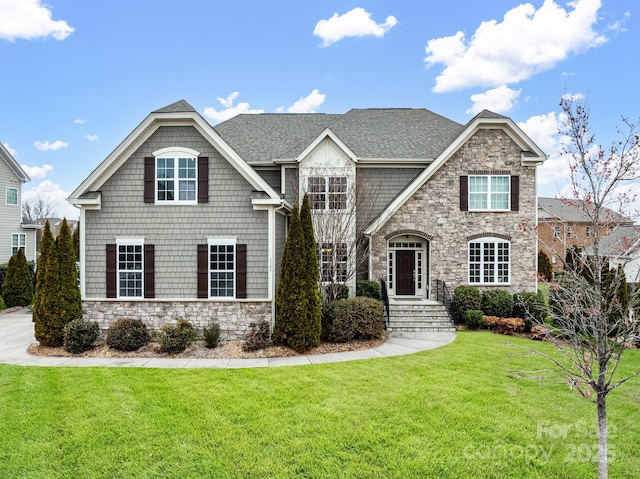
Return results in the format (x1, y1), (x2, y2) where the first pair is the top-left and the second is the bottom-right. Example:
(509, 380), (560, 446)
(1, 332), (638, 478)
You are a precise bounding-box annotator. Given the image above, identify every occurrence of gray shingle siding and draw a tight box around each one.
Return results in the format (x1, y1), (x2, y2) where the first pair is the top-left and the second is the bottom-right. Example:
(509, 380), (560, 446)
(84, 126), (269, 299)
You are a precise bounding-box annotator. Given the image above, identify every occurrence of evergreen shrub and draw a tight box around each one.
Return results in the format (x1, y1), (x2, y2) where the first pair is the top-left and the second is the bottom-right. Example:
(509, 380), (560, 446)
(464, 310), (485, 329)
(356, 280), (382, 300)
(106, 318), (151, 351)
(513, 291), (548, 332)
(63, 318), (99, 354)
(451, 285), (482, 324)
(326, 297), (385, 343)
(1, 249), (33, 307)
(481, 289), (514, 318)
(157, 319), (196, 354)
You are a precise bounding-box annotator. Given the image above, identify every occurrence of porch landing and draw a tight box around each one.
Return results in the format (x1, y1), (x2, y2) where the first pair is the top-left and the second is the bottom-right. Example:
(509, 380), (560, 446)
(387, 298), (455, 333)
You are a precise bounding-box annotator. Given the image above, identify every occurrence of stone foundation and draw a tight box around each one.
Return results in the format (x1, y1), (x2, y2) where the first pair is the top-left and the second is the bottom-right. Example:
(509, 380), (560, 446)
(82, 300), (272, 341)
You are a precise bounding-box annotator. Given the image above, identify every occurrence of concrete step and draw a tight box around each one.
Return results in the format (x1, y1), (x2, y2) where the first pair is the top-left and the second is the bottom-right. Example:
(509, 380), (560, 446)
(385, 301), (454, 333)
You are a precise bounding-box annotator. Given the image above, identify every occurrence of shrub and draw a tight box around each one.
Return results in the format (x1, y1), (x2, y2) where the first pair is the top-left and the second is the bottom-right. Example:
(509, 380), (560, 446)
(356, 280), (382, 300)
(63, 318), (99, 354)
(106, 318), (151, 351)
(157, 319), (197, 354)
(483, 316), (525, 335)
(203, 322), (221, 349)
(464, 310), (485, 330)
(2, 249), (33, 307)
(0, 296), (5, 310)
(513, 291), (548, 332)
(243, 320), (271, 351)
(451, 286), (482, 324)
(481, 289), (514, 318)
(538, 250), (553, 282)
(325, 283), (350, 302)
(326, 297), (385, 343)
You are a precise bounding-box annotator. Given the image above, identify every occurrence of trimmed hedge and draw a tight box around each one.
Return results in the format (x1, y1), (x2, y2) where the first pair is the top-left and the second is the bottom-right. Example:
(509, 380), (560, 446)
(107, 318), (151, 351)
(452, 286), (482, 324)
(356, 280), (382, 300)
(324, 297), (384, 343)
(481, 289), (514, 318)
(63, 318), (99, 354)
(464, 310), (485, 330)
(157, 319), (196, 354)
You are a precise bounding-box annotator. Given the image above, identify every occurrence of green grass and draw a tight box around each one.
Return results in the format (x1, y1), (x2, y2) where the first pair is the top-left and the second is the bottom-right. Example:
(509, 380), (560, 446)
(1, 331), (638, 478)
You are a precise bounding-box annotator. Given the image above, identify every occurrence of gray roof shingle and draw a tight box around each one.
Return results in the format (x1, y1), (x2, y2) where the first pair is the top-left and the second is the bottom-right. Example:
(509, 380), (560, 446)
(538, 197), (633, 224)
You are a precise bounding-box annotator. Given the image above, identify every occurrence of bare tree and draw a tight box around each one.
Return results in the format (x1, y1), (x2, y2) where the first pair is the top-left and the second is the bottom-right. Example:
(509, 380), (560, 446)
(520, 97), (640, 479)
(22, 197), (56, 224)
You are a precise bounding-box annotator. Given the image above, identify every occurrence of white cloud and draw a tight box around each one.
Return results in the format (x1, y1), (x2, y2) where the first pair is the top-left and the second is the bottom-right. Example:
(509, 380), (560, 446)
(74, 119), (87, 125)
(280, 89), (326, 113)
(467, 85), (521, 114)
(34, 140), (68, 151)
(2, 142), (17, 156)
(22, 180), (78, 220)
(0, 0), (74, 41)
(203, 92), (264, 123)
(20, 163), (53, 179)
(85, 134), (99, 142)
(425, 0), (606, 93)
(313, 7), (397, 47)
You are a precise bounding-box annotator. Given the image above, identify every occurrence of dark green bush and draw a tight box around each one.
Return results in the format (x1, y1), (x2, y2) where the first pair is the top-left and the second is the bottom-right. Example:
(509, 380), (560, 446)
(0, 296), (5, 310)
(2, 249), (33, 307)
(157, 319), (196, 354)
(325, 283), (350, 302)
(63, 318), (99, 354)
(481, 289), (514, 318)
(203, 322), (221, 349)
(326, 297), (385, 343)
(464, 310), (485, 329)
(451, 285), (482, 324)
(106, 318), (151, 351)
(513, 291), (548, 332)
(243, 320), (271, 351)
(356, 280), (381, 300)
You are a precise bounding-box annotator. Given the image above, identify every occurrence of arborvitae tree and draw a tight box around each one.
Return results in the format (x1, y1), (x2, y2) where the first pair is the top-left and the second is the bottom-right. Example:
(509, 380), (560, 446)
(33, 221), (64, 346)
(273, 204), (309, 351)
(57, 218), (82, 322)
(299, 193), (322, 349)
(72, 221), (80, 261)
(1, 248), (33, 307)
(537, 250), (553, 282)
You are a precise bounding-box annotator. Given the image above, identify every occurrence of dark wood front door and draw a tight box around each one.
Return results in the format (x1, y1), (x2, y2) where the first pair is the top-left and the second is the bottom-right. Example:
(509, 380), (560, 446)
(396, 250), (415, 295)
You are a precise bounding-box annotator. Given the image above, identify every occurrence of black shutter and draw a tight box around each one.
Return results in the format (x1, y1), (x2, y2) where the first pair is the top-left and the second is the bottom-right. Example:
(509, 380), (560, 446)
(198, 156), (209, 203)
(144, 157), (155, 203)
(459, 176), (469, 211)
(106, 244), (117, 298)
(236, 244), (247, 299)
(510, 176), (519, 211)
(144, 244), (155, 298)
(197, 244), (209, 298)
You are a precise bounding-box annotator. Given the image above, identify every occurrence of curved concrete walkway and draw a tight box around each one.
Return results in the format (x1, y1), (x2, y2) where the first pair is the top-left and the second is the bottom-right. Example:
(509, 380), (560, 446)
(0, 308), (456, 369)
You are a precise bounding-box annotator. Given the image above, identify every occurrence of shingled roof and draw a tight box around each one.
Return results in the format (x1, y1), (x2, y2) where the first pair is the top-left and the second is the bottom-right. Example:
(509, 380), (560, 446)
(214, 108), (464, 164)
(538, 197), (634, 224)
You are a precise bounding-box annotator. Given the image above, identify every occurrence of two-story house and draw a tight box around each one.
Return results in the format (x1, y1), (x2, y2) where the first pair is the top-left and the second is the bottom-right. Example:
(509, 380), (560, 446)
(0, 143), (39, 265)
(69, 100), (547, 338)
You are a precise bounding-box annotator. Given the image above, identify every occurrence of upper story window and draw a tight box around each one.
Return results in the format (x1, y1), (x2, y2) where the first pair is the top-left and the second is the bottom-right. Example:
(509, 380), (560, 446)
(6, 187), (18, 206)
(566, 225), (573, 238)
(553, 226), (561, 238)
(468, 238), (510, 285)
(151, 147), (200, 204)
(308, 176), (347, 210)
(468, 175), (510, 210)
(586, 226), (592, 238)
(11, 233), (25, 256)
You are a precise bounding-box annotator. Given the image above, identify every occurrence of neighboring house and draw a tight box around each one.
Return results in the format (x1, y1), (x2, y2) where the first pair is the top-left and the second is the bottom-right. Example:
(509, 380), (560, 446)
(0, 143), (39, 264)
(69, 100), (547, 337)
(538, 197), (634, 271)
(585, 224), (640, 285)
(34, 217), (78, 251)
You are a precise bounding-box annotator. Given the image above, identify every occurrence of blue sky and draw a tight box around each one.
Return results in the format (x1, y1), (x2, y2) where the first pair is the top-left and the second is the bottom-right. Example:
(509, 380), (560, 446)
(0, 0), (638, 220)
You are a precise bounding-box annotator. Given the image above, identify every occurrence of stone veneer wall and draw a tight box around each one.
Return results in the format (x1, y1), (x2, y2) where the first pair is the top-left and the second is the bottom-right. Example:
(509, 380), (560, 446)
(83, 300), (272, 341)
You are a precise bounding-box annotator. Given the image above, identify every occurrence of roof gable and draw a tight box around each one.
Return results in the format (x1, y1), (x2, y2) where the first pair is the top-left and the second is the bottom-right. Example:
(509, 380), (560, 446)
(0, 142), (30, 182)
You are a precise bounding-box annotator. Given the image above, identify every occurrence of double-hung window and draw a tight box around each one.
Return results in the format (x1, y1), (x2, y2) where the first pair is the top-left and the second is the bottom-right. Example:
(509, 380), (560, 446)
(209, 241), (235, 298)
(468, 238), (510, 284)
(11, 233), (25, 256)
(317, 242), (348, 282)
(154, 147), (198, 203)
(468, 175), (510, 210)
(117, 242), (144, 298)
(308, 176), (347, 210)
(6, 187), (18, 206)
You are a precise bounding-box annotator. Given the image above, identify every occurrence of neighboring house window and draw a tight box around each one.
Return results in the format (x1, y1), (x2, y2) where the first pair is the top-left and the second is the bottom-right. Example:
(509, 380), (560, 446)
(308, 176), (347, 210)
(468, 238), (510, 284)
(586, 226), (592, 238)
(11, 233), (25, 256)
(209, 243), (235, 298)
(144, 148), (209, 204)
(106, 242), (154, 299)
(118, 243), (144, 298)
(553, 226), (561, 238)
(567, 226), (573, 238)
(6, 187), (18, 205)
(318, 242), (348, 282)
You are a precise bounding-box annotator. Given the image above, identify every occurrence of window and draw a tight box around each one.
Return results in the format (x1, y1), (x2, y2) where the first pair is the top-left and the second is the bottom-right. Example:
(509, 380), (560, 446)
(11, 233), (25, 256)
(118, 244), (143, 298)
(156, 156), (197, 202)
(317, 242), (348, 282)
(468, 175), (510, 210)
(567, 226), (573, 238)
(210, 243), (235, 298)
(586, 226), (592, 238)
(6, 187), (18, 206)
(469, 239), (510, 284)
(308, 176), (347, 210)
(553, 226), (561, 238)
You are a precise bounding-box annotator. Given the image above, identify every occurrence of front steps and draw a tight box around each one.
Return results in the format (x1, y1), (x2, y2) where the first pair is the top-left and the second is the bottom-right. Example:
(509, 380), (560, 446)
(386, 299), (455, 333)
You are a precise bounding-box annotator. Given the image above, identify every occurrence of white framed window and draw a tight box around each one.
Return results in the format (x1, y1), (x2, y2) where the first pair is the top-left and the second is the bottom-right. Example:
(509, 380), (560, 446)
(468, 175), (510, 210)
(11, 233), (25, 256)
(308, 176), (347, 210)
(317, 242), (348, 282)
(586, 226), (592, 238)
(209, 239), (236, 298)
(6, 187), (18, 206)
(117, 240), (144, 298)
(154, 147), (199, 203)
(553, 226), (561, 238)
(567, 226), (573, 238)
(469, 238), (510, 284)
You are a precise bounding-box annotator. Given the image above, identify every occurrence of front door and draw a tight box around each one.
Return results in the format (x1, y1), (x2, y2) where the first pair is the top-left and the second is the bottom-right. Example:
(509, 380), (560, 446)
(396, 250), (415, 295)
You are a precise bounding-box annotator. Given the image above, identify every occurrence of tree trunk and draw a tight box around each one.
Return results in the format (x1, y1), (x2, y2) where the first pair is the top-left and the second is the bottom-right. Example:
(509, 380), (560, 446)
(597, 392), (608, 479)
